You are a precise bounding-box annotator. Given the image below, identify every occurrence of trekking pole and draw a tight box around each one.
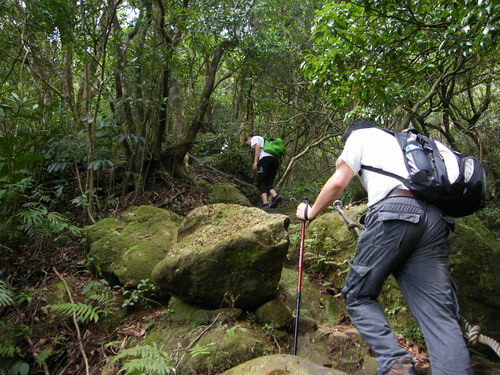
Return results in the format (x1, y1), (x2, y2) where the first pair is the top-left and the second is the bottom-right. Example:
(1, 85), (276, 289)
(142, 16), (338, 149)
(293, 198), (309, 355)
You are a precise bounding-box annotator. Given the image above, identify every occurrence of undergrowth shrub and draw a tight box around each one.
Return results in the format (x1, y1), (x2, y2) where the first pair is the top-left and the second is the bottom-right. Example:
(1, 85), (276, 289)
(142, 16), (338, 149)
(106, 342), (174, 375)
(0, 177), (81, 245)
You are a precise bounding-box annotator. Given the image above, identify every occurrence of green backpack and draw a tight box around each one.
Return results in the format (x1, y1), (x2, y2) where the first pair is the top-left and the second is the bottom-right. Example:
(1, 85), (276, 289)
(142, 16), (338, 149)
(263, 136), (286, 158)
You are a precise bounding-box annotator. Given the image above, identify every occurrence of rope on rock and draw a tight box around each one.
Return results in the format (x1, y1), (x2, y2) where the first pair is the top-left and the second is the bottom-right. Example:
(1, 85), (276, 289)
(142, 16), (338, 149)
(462, 318), (500, 358)
(330, 200), (363, 236)
(330, 199), (500, 359)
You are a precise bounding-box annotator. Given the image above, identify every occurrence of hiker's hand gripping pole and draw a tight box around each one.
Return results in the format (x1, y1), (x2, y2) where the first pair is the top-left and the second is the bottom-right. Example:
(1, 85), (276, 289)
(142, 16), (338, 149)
(293, 198), (310, 355)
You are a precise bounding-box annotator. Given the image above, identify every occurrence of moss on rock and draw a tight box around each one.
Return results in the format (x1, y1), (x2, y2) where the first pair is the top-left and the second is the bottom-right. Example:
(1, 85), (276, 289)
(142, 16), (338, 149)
(152, 204), (290, 309)
(208, 183), (252, 206)
(449, 214), (500, 335)
(83, 205), (181, 287)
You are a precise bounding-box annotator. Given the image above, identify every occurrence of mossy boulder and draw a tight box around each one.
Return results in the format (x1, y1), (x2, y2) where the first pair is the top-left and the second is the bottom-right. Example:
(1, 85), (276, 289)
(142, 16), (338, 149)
(83, 205), (181, 287)
(145, 313), (274, 375)
(152, 204), (290, 310)
(255, 298), (292, 329)
(166, 298), (243, 325)
(220, 354), (348, 375)
(449, 214), (500, 336)
(208, 183), (252, 206)
(279, 267), (342, 327)
(302, 205), (364, 288)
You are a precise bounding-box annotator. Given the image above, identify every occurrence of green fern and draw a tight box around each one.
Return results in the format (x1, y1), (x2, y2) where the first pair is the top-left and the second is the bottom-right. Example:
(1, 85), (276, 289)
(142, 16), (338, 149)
(82, 279), (115, 306)
(35, 347), (54, 367)
(189, 343), (214, 358)
(0, 343), (21, 357)
(15, 202), (81, 242)
(0, 281), (14, 307)
(110, 343), (174, 375)
(50, 302), (107, 323)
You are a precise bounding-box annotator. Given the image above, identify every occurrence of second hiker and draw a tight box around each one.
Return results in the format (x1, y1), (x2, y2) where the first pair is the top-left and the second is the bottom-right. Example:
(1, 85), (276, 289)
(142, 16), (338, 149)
(245, 134), (282, 209)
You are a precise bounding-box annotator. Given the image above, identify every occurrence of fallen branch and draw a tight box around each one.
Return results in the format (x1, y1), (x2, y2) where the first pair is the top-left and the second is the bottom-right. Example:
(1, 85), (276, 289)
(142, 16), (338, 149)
(187, 153), (258, 191)
(174, 312), (222, 371)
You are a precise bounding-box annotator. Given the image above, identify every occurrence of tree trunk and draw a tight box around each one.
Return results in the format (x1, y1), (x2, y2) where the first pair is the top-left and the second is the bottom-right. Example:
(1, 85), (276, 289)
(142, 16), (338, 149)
(158, 39), (238, 178)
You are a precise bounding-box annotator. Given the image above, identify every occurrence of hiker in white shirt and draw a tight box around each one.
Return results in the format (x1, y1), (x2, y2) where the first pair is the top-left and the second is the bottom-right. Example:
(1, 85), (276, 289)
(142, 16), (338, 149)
(296, 120), (473, 375)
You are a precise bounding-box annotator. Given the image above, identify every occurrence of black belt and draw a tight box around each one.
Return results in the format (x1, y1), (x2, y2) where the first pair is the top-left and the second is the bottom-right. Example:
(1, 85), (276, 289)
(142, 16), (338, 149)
(387, 189), (416, 199)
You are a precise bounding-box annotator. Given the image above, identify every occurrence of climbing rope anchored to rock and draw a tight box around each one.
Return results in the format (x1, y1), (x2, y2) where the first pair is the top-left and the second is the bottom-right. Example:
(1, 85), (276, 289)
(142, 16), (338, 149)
(329, 200), (363, 236)
(332, 200), (500, 360)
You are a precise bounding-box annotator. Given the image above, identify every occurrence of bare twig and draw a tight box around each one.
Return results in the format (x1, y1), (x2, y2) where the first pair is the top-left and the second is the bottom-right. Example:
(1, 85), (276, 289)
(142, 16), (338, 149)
(174, 313), (222, 371)
(0, 243), (15, 253)
(52, 267), (90, 375)
(277, 133), (338, 188)
(24, 334), (50, 375)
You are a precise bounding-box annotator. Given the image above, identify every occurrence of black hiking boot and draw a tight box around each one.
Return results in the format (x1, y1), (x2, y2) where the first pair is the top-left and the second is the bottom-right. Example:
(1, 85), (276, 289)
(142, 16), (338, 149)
(383, 358), (416, 375)
(270, 194), (282, 208)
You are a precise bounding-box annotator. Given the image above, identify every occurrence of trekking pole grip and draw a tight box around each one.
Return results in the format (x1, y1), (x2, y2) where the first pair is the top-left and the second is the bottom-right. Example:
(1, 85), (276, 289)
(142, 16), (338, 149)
(303, 198), (311, 221)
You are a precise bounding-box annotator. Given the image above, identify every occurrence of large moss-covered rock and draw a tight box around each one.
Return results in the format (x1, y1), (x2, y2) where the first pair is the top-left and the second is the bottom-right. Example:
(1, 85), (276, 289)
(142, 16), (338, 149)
(152, 204), (290, 310)
(83, 205), (181, 286)
(144, 309), (274, 375)
(449, 214), (500, 335)
(303, 205), (364, 288)
(279, 267), (342, 327)
(166, 297), (243, 324)
(220, 354), (348, 375)
(255, 298), (292, 329)
(208, 183), (252, 206)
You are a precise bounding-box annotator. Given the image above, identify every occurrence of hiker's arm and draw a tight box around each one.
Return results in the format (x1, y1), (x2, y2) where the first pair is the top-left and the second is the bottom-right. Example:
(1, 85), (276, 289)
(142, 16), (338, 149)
(252, 144), (261, 172)
(296, 160), (354, 221)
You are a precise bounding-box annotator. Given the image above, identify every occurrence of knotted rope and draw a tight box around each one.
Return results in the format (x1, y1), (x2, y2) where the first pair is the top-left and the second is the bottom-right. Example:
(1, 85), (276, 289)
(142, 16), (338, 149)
(462, 318), (500, 358)
(330, 200), (363, 236)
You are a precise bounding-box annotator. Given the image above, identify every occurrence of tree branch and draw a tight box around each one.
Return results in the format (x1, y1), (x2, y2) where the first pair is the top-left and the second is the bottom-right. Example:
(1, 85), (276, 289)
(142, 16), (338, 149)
(276, 133), (338, 188)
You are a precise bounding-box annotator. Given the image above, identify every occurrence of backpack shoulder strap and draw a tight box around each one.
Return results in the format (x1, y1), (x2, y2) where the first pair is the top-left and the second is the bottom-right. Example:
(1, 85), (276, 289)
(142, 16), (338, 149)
(420, 135), (449, 183)
(359, 128), (407, 180)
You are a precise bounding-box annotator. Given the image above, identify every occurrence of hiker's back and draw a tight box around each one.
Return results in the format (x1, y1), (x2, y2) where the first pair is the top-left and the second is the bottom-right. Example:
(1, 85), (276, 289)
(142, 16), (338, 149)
(357, 128), (486, 217)
(340, 127), (407, 206)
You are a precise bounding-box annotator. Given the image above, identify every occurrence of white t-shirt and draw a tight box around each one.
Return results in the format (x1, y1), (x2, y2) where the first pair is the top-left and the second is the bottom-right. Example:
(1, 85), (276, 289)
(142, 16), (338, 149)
(250, 136), (274, 160)
(338, 128), (408, 206)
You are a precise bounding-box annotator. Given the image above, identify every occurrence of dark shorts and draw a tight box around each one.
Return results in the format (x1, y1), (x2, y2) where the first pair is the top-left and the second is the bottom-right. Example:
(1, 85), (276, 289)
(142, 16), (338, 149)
(257, 156), (279, 194)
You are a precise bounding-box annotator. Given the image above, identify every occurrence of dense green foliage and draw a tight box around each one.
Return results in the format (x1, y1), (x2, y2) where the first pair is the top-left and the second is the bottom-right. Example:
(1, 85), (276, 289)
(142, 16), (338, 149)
(0, 0), (496, 225)
(0, 0), (498, 372)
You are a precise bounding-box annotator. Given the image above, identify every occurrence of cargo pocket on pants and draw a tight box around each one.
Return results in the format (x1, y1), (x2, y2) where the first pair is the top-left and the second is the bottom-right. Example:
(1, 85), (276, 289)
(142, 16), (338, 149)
(341, 261), (372, 302)
(372, 211), (421, 249)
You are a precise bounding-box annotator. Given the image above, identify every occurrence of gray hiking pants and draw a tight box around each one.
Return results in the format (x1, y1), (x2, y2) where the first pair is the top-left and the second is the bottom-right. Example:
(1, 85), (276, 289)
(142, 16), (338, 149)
(341, 196), (473, 375)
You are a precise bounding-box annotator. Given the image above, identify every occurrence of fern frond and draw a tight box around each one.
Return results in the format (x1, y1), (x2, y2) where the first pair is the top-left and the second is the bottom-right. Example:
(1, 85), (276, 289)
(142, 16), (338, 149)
(0, 281), (14, 307)
(120, 357), (173, 375)
(88, 291), (114, 306)
(82, 279), (114, 306)
(111, 343), (174, 375)
(0, 343), (21, 357)
(50, 302), (106, 323)
(35, 348), (54, 366)
(189, 343), (214, 358)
